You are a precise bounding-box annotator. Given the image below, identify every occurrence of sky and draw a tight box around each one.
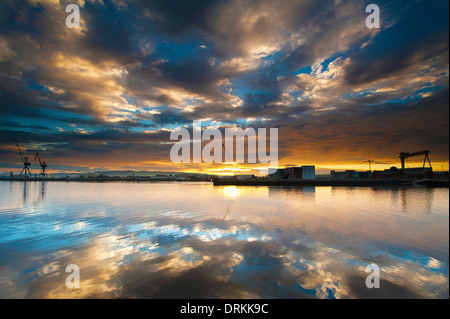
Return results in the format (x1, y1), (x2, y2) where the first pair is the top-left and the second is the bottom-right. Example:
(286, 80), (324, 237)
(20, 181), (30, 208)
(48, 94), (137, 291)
(0, 0), (448, 175)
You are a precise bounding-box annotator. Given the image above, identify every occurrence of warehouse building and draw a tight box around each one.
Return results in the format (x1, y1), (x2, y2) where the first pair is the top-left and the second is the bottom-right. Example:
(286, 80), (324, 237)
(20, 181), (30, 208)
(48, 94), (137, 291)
(270, 166), (315, 180)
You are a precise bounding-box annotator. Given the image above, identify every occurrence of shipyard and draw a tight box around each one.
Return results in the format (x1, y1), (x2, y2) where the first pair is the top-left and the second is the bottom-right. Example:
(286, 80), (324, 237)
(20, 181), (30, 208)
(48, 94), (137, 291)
(3, 141), (448, 188)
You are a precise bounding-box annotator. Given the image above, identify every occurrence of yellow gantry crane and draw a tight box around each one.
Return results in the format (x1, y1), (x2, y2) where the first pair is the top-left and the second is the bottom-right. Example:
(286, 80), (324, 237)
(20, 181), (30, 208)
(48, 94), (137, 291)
(399, 150), (432, 170)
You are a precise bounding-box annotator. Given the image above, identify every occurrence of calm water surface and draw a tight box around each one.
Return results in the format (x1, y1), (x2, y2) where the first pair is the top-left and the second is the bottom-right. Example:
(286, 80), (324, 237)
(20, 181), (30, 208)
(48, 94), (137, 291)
(0, 181), (448, 298)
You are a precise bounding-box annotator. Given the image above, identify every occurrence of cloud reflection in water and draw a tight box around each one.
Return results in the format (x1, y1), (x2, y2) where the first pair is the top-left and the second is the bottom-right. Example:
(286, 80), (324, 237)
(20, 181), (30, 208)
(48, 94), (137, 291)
(0, 182), (448, 298)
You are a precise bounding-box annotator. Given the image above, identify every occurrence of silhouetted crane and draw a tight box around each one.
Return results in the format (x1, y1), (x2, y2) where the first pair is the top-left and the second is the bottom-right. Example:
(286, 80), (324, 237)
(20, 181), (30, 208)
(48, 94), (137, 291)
(35, 152), (48, 177)
(399, 150), (432, 170)
(363, 159), (375, 171)
(14, 140), (32, 178)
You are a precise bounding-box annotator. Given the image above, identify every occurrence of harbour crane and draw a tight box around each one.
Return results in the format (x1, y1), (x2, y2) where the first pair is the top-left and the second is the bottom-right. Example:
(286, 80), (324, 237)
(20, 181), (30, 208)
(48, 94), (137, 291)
(399, 150), (432, 170)
(363, 159), (375, 171)
(14, 140), (32, 178)
(35, 152), (48, 177)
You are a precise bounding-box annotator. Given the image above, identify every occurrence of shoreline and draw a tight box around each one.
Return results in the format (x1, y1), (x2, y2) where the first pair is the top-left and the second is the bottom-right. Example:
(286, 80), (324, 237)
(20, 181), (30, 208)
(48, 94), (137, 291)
(0, 177), (211, 183)
(1, 178), (448, 188)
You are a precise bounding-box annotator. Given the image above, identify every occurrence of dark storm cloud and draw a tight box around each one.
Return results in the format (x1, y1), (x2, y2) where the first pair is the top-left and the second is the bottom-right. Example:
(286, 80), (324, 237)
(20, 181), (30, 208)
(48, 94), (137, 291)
(149, 108), (190, 126)
(277, 87), (449, 164)
(78, 0), (149, 64)
(119, 0), (375, 107)
(343, 1), (449, 85)
(0, 0), (47, 39)
(0, 74), (103, 122)
(0, 119), (50, 131)
(124, 47), (227, 101)
(128, 0), (224, 37)
(0, 0), (448, 169)
(344, 31), (449, 86)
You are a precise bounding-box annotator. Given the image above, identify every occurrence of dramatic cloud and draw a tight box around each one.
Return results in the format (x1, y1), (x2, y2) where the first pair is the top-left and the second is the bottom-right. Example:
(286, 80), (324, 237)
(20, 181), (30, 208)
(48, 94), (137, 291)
(0, 0), (448, 173)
